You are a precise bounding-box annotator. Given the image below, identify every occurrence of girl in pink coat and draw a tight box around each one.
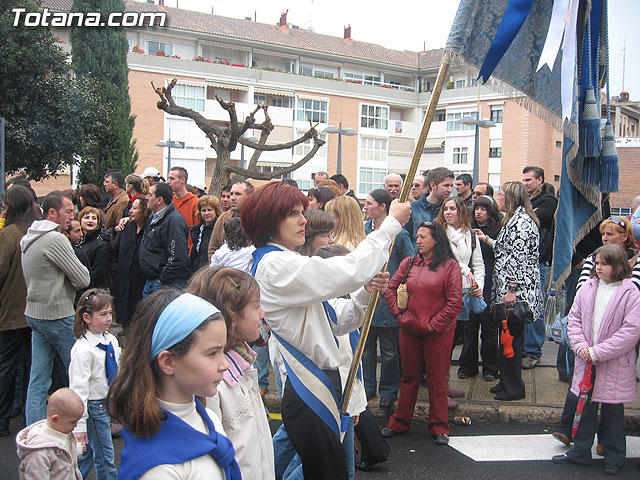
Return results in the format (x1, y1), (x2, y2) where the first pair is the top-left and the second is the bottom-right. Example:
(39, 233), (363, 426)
(552, 244), (640, 475)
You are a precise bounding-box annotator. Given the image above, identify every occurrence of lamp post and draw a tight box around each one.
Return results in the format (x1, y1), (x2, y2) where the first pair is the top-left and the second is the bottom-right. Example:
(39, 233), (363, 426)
(240, 136), (258, 170)
(156, 140), (185, 174)
(323, 122), (357, 174)
(457, 115), (495, 185)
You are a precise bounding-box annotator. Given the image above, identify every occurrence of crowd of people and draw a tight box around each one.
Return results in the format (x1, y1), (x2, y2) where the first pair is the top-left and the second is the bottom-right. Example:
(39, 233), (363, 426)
(1, 162), (639, 478)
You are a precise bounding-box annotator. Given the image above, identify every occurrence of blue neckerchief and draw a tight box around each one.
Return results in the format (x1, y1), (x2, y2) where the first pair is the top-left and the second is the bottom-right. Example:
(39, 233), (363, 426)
(118, 397), (241, 480)
(251, 245), (350, 438)
(96, 342), (117, 385)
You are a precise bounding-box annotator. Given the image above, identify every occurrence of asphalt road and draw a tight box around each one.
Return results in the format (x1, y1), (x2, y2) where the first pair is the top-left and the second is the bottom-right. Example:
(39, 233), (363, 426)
(3, 414), (639, 479)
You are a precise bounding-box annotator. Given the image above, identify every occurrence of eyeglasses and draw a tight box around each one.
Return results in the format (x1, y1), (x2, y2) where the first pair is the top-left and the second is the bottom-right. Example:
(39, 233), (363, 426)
(418, 221), (433, 228)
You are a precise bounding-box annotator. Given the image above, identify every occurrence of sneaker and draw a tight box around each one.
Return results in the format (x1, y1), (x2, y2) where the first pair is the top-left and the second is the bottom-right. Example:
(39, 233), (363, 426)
(433, 433), (449, 445)
(380, 427), (401, 438)
(522, 357), (540, 369)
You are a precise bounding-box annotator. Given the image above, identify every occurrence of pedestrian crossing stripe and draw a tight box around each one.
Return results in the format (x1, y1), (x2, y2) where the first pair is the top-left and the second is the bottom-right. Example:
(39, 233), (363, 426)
(447, 434), (640, 462)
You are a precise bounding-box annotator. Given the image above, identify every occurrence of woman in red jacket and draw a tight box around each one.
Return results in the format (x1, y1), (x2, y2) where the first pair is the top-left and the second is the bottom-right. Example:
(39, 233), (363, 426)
(382, 221), (462, 446)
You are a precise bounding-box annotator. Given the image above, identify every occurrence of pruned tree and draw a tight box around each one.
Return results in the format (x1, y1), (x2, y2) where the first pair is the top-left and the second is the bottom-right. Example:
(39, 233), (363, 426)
(152, 79), (326, 196)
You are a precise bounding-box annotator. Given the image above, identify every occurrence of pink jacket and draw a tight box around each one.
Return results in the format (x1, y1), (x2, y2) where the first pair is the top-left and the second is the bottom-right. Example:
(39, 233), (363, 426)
(16, 420), (82, 480)
(568, 277), (640, 404)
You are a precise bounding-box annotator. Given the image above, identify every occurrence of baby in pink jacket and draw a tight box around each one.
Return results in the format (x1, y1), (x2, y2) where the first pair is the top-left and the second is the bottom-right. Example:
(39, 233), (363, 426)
(16, 388), (84, 480)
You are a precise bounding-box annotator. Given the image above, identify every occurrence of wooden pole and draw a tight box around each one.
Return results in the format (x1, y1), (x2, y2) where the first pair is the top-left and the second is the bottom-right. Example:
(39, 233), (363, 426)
(341, 54), (452, 414)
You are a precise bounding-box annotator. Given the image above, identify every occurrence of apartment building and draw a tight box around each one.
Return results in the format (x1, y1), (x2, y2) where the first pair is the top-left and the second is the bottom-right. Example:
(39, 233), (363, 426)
(42, 0), (564, 198)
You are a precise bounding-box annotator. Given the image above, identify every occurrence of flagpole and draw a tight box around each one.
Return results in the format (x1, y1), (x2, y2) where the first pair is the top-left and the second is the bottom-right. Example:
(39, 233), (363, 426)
(341, 53), (452, 414)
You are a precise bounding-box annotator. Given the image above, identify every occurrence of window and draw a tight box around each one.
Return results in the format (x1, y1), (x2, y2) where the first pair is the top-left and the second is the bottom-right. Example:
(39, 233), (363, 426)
(435, 112), (446, 122)
(299, 64), (313, 76)
(255, 165), (290, 180)
(556, 140), (562, 148)
(270, 96), (292, 108)
(358, 137), (388, 194)
(360, 104), (389, 130)
(455, 79), (466, 89)
(446, 111), (477, 131)
(453, 147), (468, 164)
(344, 72), (381, 86)
(489, 147), (502, 158)
(126, 37), (133, 51)
(490, 108), (503, 123)
(254, 94), (267, 105)
(358, 167), (387, 195)
(173, 84), (205, 112)
(314, 70), (334, 79)
(294, 132), (327, 157)
(147, 40), (173, 56)
(296, 98), (328, 123)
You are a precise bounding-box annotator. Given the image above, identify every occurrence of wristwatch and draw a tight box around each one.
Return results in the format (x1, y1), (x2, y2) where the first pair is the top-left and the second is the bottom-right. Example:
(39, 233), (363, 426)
(507, 284), (518, 293)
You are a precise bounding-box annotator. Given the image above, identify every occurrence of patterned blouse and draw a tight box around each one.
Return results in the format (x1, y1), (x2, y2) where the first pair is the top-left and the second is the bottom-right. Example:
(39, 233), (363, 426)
(491, 206), (543, 319)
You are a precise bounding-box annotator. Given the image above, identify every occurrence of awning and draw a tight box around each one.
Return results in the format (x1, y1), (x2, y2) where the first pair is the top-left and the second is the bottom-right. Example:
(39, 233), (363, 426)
(207, 82), (248, 91)
(423, 138), (445, 148)
(255, 87), (294, 97)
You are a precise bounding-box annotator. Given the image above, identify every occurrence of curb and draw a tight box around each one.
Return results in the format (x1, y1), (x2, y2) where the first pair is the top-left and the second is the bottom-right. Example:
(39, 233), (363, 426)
(264, 393), (640, 430)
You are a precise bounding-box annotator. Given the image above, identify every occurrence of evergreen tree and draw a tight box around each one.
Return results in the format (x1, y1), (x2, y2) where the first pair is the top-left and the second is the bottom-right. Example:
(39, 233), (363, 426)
(70, 0), (136, 185)
(0, 0), (105, 180)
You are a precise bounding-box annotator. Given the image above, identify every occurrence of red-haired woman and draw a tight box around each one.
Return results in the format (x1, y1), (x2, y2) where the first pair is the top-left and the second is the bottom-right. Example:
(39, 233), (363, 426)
(241, 181), (410, 480)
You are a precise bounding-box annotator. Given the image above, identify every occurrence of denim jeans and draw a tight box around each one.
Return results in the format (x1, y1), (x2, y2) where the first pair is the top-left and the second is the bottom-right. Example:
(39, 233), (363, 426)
(524, 262), (549, 359)
(142, 278), (185, 298)
(254, 344), (271, 390)
(343, 417), (355, 480)
(78, 400), (117, 479)
(273, 424), (303, 480)
(25, 316), (76, 425)
(362, 326), (400, 401)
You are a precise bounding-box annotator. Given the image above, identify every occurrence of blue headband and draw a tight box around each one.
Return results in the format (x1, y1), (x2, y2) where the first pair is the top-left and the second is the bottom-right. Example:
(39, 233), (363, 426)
(150, 293), (221, 361)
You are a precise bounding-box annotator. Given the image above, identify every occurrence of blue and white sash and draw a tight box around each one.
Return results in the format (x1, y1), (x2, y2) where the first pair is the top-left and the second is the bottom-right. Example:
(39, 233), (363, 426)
(251, 246), (351, 439)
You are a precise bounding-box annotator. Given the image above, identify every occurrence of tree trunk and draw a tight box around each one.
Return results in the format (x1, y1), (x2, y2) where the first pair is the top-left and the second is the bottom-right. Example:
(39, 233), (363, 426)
(209, 149), (231, 197)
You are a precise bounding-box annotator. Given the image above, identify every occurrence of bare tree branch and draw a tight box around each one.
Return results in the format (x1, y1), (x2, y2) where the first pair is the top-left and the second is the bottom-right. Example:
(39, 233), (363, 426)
(237, 131), (315, 151)
(227, 138), (326, 180)
(247, 129), (270, 170)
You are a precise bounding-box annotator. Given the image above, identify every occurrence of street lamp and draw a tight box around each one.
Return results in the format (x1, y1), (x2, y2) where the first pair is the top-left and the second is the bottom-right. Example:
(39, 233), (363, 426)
(240, 136), (258, 170)
(457, 115), (495, 185)
(323, 122), (357, 174)
(156, 140), (185, 173)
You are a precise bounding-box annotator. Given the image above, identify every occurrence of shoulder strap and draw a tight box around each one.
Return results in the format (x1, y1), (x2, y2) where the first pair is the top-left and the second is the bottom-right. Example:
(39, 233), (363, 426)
(400, 256), (415, 284)
(468, 231), (476, 269)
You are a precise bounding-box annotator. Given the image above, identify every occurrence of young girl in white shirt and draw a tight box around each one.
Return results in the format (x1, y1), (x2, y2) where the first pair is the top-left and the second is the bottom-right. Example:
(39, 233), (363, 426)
(186, 266), (274, 480)
(108, 289), (241, 480)
(69, 288), (120, 479)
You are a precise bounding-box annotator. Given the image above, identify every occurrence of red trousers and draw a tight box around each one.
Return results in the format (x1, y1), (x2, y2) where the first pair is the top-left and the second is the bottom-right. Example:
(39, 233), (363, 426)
(388, 327), (455, 436)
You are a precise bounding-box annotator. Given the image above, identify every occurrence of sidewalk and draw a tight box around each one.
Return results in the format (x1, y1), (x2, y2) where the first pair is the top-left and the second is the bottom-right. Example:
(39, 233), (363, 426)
(263, 340), (640, 429)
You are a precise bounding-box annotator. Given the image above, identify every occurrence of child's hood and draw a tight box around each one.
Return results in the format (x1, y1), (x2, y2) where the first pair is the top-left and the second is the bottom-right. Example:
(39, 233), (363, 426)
(15, 420), (73, 459)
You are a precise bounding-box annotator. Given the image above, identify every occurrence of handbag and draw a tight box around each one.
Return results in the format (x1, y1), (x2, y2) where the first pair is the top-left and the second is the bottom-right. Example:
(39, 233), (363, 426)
(491, 300), (534, 329)
(548, 313), (570, 346)
(463, 292), (488, 314)
(396, 256), (415, 311)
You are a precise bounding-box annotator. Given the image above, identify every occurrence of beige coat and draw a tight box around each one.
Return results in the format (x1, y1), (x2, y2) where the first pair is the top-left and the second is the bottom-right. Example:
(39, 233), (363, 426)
(16, 420), (82, 480)
(208, 362), (274, 480)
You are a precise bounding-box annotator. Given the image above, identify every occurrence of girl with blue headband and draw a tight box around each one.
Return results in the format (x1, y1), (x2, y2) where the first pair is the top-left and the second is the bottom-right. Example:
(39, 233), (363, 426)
(107, 289), (241, 480)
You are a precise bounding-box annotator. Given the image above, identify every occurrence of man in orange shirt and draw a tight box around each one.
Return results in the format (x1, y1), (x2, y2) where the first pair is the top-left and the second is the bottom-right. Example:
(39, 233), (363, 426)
(167, 166), (199, 251)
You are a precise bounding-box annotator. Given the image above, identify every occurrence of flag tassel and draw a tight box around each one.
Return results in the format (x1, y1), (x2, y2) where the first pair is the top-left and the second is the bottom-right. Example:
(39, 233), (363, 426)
(600, 121), (618, 192)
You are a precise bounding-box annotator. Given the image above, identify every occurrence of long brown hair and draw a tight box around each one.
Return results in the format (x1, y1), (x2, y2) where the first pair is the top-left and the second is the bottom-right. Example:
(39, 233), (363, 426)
(590, 244), (632, 281)
(3, 185), (41, 228)
(185, 266), (260, 351)
(107, 289), (223, 437)
(500, 181), (539, 228)
(295, 209), (335, 256)
(73, 289), (113, 338)
(434, 195), (471, 233)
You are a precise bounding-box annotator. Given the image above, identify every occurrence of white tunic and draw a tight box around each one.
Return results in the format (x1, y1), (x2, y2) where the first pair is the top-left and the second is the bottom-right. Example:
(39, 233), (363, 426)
(254, 215), (401, 370)
(140, 399), (226, 480)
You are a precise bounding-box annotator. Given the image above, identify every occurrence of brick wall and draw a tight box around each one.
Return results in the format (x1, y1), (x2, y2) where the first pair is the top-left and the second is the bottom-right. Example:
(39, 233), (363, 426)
(610, 146), (640, 209)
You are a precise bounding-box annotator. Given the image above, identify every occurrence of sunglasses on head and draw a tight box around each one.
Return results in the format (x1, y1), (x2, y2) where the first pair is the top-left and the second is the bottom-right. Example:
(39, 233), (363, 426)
(608, 216), (626, 228)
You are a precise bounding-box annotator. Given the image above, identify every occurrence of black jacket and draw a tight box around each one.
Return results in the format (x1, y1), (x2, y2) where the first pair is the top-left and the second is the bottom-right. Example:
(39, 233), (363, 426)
(79, 229), (111, 289)
(110, 221), (146, 326)
(139, 203), (191, 284)
(189, 221), (215, 272)
(530, 190), (558, 263)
